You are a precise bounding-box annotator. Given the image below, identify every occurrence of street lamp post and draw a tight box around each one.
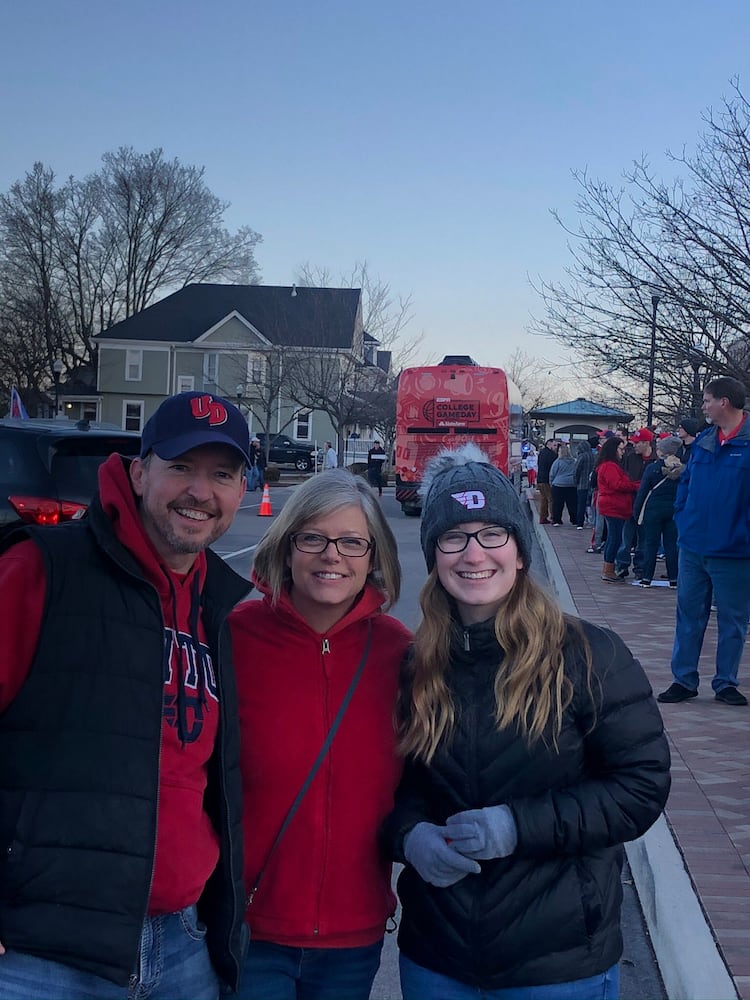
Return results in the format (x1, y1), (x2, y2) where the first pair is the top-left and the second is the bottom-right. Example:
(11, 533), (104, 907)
(688, 337), (705, 417)
(646, 294), (660, 427)
(235, 385), (251, 427)
(52, 358), (64, 418)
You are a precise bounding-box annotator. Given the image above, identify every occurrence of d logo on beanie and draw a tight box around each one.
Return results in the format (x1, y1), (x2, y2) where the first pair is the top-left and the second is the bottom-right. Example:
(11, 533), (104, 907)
(451, 490), (486, 510)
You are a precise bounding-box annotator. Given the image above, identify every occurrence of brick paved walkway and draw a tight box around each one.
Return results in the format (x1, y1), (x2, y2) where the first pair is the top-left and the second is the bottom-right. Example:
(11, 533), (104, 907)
(535, 508), (750, 999)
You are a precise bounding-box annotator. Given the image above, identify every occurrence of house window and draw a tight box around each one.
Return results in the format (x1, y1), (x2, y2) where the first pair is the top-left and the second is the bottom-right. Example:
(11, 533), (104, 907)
(203, 353), (219, 391)
(295, 410), (311, 441)
(125, 349), (143, 381)
(250, 357), (265, 384)
(82, 403), (97, 422)
(177, 375), (195, 393)
(123, 400), (144, 432)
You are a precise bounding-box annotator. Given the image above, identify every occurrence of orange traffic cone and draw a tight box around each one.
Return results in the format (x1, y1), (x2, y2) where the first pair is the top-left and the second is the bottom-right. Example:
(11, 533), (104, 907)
(258, 483), (273, 517)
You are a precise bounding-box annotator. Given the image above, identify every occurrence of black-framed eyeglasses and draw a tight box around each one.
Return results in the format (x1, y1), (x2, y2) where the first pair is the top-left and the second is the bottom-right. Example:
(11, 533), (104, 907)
(291, 532), (373, 557)
(436, 526), (512, 554)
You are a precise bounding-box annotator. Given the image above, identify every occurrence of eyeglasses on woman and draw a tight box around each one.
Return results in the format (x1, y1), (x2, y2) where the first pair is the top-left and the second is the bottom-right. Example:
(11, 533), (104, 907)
(291, 533), (373, 557)
(436, 526), (512, 554)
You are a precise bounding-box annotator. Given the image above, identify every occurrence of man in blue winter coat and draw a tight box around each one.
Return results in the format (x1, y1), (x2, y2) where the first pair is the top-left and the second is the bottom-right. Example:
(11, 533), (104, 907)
(658, 376), (750, 706)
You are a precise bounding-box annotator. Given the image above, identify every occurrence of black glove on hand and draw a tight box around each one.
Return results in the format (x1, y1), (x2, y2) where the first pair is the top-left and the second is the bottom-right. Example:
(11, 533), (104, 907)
(403, 822), (481, 887)
(444, 805), (518, 860)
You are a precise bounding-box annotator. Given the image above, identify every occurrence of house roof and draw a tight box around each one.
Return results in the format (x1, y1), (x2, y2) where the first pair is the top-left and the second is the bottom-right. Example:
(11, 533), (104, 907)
(529, 397), (634, 420)
(94, 283), (362, 349)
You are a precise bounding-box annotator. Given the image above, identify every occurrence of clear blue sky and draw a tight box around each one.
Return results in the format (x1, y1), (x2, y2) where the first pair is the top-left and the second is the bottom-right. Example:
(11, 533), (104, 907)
(2, 0), (747, 376)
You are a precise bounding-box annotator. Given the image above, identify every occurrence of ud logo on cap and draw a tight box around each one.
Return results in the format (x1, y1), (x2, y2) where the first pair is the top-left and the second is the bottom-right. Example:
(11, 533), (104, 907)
(190, 394), (228, 427)
(451, 490), (486, 510)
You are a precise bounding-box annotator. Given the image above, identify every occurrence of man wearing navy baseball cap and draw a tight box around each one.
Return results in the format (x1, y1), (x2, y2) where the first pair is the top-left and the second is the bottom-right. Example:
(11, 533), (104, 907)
(0, 391), (251, 998)
(141, 390), (252, 465)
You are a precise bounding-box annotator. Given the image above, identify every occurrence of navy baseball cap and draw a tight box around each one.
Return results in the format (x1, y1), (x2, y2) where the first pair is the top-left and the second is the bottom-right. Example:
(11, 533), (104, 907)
(140, 391), (251, 464)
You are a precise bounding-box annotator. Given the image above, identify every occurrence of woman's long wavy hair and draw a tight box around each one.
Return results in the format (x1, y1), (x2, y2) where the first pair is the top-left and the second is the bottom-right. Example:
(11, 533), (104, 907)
(398, 566), (591, 764)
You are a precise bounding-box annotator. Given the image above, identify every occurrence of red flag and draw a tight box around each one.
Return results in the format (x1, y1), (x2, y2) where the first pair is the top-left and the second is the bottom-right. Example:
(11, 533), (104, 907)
(9, 386), (29, 419)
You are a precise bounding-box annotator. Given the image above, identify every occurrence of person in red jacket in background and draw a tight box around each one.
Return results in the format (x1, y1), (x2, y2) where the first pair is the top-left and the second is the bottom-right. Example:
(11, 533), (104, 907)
(229, 470), (411, 1000)
(595, 435), (641, 583)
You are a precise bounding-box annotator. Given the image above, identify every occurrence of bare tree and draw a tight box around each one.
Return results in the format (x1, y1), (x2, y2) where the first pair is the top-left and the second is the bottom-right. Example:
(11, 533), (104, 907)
(503, 348), (560, 411)
(361, 381), (398, 463)
(0, 149), (263, 400)
(224, 347), (306, 463)
(531, 80), (750, 423)
(97, 147), (262, 318)
(283, 346), (385, 465)
(296, 259), (422, 370)
(0, 163), (65, 372)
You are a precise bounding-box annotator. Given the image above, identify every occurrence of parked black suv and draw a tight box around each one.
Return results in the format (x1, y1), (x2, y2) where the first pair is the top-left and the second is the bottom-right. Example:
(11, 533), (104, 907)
(255, 432), (318, 472)
(0, 419), (140, 536)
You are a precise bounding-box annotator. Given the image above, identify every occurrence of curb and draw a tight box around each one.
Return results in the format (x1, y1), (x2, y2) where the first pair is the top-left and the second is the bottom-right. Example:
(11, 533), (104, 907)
(525, 496), (738, 1000)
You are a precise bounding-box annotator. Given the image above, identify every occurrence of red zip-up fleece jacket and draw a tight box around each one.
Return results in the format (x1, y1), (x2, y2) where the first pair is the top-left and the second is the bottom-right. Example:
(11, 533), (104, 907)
(0, 455), (224, 914)
(596, 459), (640, 520)
(229, 582), (412, 948)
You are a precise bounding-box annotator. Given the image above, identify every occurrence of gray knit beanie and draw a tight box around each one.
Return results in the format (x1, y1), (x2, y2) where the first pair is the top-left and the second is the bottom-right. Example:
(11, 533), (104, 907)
(656, 435), (682, 457)
(419, 443), (532, 571)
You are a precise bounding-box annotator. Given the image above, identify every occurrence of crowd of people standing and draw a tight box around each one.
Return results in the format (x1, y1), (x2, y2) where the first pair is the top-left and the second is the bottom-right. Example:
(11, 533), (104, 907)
(533, 376), (750, 708)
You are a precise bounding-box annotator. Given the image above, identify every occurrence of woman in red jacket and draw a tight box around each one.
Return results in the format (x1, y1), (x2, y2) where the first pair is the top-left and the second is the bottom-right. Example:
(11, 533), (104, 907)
(595, 436), (640, 583)
(229, 470), (411, 1000)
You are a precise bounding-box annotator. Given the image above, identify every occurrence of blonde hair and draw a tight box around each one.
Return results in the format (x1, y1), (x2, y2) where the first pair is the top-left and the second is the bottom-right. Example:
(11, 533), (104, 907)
(251, 469), (401, 609)
(398, 570), (591, 763)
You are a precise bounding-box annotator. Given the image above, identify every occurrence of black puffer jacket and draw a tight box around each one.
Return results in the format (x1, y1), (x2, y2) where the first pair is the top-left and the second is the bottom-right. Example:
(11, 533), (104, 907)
(383, 618), (670, 990)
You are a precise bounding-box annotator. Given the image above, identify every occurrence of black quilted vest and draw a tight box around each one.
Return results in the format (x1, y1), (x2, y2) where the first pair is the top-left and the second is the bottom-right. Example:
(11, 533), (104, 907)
(0, 500), (250, 988)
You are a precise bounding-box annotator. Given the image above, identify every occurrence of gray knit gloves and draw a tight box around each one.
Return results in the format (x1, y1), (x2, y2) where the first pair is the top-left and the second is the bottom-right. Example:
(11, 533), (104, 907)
(403, 806), (518, 888)
(445, 805), (518, 860)
(403, 823), (481, 887)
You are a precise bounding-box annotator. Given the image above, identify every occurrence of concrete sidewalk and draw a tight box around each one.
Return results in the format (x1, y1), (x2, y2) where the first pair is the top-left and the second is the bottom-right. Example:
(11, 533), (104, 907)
(531, 497), (750, 1000)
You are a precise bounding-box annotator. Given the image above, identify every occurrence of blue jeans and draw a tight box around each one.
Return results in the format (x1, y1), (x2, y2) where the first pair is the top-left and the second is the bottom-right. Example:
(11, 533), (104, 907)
(399, 955), (619, 1000)
(615, 517), (642, 576)
(592, 503), (605, 549)
(670, 547), (750, 692)
(239, 939), (383, 1000)
(575, 489), (590, 528)
(0, 905), (219, 999)
(603, 516), (626, 565)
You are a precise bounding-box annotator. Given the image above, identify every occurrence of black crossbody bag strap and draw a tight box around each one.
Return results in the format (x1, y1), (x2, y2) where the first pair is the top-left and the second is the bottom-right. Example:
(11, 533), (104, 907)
(246, 620), (373, 906)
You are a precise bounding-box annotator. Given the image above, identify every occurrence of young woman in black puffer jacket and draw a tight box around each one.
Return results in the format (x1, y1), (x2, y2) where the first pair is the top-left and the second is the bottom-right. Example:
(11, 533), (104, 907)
(382, 444), (670, 1000)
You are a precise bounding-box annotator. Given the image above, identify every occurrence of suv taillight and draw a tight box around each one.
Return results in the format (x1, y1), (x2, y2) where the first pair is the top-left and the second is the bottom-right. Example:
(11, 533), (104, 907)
(9, 496), (88, 526)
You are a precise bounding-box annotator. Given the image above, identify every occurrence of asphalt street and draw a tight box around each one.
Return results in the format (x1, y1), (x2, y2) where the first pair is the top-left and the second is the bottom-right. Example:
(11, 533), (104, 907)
(214, 480), (666, 1000)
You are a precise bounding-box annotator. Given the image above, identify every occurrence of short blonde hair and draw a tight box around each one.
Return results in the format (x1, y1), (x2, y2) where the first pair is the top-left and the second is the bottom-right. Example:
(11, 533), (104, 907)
(251, 469), (401, 608)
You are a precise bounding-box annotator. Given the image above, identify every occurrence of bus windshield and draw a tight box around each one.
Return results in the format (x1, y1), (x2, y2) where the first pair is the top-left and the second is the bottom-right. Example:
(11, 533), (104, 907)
(394, 362), (522, 515)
